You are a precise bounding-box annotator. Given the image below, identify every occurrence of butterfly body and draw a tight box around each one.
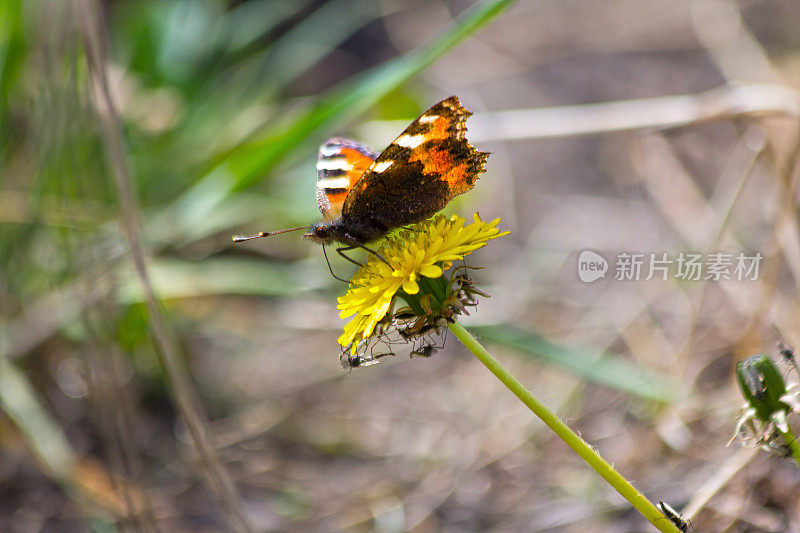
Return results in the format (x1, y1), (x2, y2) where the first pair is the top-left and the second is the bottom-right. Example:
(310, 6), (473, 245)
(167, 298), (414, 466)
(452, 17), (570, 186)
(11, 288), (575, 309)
(305, 218), (386, 247)
(308, 96), (488, 247)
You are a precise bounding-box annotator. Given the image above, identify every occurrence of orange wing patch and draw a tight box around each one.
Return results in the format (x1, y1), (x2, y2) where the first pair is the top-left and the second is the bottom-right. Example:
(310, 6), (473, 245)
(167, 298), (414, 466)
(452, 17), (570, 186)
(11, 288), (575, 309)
(426, 115), (456, 141)
(323, 148), (374, 206)
(410, 144), (473, 195)
(316, 139), (378, 221)
(441, 163), (472, 194)
(402, 98), (486, 197)
(340, 147), (375, 183)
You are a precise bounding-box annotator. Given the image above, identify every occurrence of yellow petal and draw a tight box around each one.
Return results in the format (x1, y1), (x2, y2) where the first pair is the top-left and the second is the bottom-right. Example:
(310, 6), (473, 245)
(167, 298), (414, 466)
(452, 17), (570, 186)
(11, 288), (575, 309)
(419, 264), (443, 278)
(334, 213), (509, 354)
(402, 278), (419, 294)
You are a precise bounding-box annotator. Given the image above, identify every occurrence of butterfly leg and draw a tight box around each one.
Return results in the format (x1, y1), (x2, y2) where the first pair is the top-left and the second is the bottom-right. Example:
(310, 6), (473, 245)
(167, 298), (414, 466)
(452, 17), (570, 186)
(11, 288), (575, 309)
(358, 244), (391, 266)
(336, 246), (365, 267)
(337, 244), (392, 267)
(322, 246), (350, 283)
(341, 236), (391, 266)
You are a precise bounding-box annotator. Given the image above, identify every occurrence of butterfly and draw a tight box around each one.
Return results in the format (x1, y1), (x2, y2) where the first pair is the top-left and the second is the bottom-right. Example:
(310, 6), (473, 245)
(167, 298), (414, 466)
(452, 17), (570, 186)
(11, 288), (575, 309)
(233, 96), (489, 277)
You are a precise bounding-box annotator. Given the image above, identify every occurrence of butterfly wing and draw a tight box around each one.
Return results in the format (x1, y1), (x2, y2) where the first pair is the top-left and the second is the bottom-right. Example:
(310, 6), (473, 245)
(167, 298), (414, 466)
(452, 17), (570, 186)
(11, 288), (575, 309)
(341, 96), (488, 232)
(316, 138), (379, 222)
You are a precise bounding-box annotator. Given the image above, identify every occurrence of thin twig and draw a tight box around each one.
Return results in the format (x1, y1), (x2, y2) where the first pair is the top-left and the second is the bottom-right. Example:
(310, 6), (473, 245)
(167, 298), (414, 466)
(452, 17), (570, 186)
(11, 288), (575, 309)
(360, 83), (800, 143)
(76, 1), (253, 531)
(682, 446), (758, 521)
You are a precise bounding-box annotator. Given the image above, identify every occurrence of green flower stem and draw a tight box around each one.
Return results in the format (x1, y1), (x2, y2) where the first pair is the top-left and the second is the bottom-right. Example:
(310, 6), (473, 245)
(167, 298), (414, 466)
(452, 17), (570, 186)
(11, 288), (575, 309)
(448, 321), (680, 533)
(780, 427), (800, 467)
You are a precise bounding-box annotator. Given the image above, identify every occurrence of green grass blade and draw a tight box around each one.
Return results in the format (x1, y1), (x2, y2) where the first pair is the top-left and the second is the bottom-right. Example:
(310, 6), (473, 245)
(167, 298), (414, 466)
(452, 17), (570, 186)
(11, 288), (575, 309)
(117, 257), (316, 302)
(0, 356), (77, 481)
(470, 325), (679, 403)
(183, 0), (517, 206)
(169, 0), (382, 171)
(225, 0), (517, 190)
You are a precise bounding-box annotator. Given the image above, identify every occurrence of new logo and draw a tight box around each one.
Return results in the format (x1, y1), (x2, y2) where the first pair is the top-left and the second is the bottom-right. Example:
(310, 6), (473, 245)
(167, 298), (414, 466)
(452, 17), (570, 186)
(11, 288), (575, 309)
(578, 250), (608, 282)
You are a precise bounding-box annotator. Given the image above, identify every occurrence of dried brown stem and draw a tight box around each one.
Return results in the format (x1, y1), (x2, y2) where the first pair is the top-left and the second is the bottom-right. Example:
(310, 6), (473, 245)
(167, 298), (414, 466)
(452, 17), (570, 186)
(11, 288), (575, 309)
(76, 1), (253, 531)
(361, 83), (800, 143)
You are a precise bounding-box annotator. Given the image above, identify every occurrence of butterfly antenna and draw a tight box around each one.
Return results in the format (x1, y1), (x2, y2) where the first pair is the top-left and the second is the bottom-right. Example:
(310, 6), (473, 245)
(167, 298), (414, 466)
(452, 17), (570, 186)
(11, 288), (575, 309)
(232, 226), (306, 243)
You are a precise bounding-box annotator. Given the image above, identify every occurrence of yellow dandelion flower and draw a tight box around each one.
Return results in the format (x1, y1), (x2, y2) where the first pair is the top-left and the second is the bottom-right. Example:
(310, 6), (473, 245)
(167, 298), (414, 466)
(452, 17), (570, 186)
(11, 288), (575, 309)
(337, 213), (509, 353)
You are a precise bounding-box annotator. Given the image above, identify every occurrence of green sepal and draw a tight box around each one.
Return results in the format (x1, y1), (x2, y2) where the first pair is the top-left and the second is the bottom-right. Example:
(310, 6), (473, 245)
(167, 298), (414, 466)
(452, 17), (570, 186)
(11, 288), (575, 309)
(736, 354), (789, 422)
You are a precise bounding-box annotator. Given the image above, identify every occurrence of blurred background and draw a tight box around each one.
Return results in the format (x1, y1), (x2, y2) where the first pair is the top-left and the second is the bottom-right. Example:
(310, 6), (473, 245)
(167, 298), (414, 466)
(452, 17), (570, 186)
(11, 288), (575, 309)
(3, 0), (800, 531)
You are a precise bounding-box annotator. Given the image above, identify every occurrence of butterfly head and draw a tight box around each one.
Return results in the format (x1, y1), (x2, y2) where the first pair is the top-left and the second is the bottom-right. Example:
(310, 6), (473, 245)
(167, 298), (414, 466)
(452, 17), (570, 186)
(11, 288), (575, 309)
(304, 221), (339, 245)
